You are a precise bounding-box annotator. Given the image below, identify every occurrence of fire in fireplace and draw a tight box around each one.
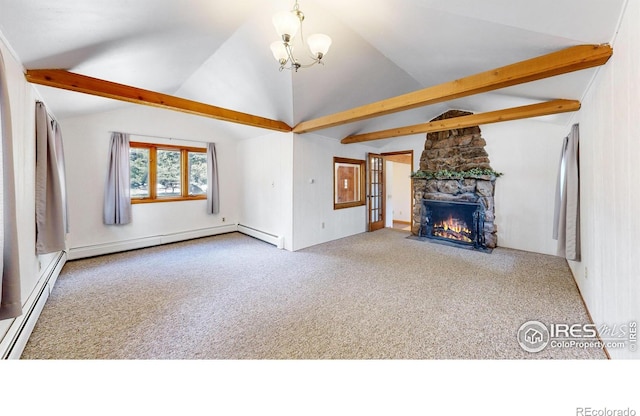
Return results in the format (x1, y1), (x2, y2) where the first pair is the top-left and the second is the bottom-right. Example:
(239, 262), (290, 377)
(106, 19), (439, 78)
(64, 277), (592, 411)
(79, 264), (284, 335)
(420, 199), (489, 251)
(433, 215), (473, 243)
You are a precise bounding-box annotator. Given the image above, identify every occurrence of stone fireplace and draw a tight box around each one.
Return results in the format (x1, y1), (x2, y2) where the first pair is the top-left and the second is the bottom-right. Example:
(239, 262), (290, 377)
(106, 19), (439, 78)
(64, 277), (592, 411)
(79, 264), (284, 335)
(412, 110), (498, 250)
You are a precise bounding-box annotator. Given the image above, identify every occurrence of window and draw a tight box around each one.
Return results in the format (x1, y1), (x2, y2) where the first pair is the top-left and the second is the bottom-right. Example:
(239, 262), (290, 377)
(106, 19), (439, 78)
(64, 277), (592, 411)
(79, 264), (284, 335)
(333, 157), (365, 209)
(130, 142), (207, 203)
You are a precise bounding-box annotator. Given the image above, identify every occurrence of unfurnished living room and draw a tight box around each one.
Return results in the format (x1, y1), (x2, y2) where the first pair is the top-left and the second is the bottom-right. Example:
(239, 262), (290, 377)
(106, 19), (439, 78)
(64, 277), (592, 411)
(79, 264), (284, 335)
(0, 0), (638, 412)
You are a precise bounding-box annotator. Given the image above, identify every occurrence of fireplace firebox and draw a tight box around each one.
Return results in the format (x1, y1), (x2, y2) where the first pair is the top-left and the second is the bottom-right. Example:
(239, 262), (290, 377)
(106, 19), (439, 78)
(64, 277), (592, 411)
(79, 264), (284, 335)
(419, 199), (489, 252)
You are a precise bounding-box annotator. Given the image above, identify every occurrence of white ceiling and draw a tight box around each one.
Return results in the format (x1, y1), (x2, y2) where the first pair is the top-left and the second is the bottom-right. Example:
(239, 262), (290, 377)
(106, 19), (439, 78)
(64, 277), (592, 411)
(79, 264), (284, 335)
(0, 0), (626, 142)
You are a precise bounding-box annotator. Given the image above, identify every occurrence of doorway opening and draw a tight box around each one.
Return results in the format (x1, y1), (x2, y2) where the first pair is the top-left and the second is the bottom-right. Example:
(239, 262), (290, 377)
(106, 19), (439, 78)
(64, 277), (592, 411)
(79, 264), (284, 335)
(366, 150), (413, 232)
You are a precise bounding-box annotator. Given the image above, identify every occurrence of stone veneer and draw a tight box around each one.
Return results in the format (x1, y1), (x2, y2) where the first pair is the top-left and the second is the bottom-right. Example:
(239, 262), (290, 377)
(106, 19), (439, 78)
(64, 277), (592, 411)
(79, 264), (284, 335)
(412, 110), (498, 248)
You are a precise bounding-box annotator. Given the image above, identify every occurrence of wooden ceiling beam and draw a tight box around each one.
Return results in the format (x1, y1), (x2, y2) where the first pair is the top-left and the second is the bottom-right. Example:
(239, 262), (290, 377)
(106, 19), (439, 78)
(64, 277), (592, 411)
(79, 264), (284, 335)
(25, 69), (292, 133)
(294, 44), (611, 134)
(341, 99), (581, 144)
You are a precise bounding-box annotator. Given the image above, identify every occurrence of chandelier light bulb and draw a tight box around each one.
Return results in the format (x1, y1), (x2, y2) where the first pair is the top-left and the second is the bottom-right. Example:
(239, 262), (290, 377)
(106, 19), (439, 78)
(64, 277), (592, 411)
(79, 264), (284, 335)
(270, 41), (289, 63)
(272, 10), (300, 42)
(307, 33), (332, 59)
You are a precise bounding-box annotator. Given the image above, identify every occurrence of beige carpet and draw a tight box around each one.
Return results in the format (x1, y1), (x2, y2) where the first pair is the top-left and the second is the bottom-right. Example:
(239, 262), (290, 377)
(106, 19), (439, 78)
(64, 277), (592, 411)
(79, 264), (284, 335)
(21, 229), (606, 359)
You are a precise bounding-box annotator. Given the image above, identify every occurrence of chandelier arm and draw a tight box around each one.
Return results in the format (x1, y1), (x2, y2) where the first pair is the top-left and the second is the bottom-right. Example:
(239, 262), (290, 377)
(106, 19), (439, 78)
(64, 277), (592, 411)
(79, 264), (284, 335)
(285, 39), (322, 70)
(285, 43), (295, 63)
(280, 57), (321, 71)
(296, 59), (323, 69)
(298, 13), (305, 45)
(284, 43), (301, 70)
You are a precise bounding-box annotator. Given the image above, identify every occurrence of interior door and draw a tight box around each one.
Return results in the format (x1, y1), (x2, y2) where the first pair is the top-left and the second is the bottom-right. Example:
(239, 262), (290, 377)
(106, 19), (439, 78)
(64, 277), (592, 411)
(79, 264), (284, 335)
(367, 153), (385, 231)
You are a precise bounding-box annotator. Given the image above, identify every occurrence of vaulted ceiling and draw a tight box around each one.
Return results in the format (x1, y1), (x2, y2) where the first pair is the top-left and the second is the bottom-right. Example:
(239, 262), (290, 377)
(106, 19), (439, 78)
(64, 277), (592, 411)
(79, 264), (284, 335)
(0, 0), (626, 144)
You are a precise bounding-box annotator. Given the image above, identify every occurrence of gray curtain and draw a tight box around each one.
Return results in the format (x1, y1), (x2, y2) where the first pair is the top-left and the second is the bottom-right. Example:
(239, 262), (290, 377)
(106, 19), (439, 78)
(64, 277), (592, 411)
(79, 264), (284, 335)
(103, 132), (132, 225)
(206, 142), (220, 215)
(35, 101), (68, 254)
(0, 49), (22, 320)
(553, 123), (581, 261)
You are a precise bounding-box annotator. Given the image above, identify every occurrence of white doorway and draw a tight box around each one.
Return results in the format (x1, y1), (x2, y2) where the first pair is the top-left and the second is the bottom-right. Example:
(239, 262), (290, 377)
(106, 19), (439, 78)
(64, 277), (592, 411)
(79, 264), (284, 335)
(383, 151), (413, 231)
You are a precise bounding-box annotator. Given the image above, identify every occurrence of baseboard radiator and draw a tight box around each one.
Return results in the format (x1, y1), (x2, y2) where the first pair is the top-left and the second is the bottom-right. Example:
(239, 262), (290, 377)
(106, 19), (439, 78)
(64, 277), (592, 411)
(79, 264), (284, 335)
(67, 224), (239, 260)
(237, 224), (284, 249)
(0, 251), (67, 359)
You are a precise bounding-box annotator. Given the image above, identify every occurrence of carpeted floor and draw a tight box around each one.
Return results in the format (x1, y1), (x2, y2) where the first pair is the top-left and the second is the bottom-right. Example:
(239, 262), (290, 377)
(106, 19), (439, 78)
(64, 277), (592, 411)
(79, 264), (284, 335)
(21, 229), (606, 359)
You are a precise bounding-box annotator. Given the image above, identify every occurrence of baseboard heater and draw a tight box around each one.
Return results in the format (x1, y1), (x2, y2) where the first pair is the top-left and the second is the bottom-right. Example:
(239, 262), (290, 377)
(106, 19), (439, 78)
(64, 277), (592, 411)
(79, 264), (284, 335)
(0, 251), (67, 359)
(67, 224), (238, 260)
(237, 224), (284, 249)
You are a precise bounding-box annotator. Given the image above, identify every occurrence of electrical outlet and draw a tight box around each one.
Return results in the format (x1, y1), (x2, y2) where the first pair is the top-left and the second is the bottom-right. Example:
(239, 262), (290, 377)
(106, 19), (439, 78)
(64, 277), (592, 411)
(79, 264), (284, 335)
(222, 217), (226, 222)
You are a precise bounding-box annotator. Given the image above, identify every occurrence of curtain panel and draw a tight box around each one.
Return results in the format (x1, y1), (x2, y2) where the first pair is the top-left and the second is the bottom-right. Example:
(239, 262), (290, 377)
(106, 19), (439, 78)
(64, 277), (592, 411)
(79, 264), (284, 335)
(103, 132), (132, 225)
(0, 49), (22, 320)
(206, 142), (220, 215)
(553, 123), (581, 261)
(35, 101), (69, 254)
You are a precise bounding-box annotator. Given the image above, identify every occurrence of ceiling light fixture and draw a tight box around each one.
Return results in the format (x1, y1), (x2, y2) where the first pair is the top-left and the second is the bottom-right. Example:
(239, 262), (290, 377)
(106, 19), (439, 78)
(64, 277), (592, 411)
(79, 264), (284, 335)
(270, 0), (332, 72)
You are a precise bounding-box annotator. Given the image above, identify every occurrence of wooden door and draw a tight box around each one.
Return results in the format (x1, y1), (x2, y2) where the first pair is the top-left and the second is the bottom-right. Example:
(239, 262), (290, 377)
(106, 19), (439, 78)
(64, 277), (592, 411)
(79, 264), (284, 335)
(368, 153), (385, 231)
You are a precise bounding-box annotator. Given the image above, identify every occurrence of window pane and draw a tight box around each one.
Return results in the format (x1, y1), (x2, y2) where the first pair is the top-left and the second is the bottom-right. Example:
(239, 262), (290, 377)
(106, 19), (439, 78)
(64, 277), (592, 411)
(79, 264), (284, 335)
(335, 163), (360, 204)
(188, 152), (207, 196)
(130, 148), (149, 198)
(157, 149), (181, 197)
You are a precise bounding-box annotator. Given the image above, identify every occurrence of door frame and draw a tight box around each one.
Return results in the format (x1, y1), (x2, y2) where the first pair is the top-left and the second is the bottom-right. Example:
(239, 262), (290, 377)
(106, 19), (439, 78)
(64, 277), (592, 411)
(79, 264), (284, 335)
(368, 150), (414, 231)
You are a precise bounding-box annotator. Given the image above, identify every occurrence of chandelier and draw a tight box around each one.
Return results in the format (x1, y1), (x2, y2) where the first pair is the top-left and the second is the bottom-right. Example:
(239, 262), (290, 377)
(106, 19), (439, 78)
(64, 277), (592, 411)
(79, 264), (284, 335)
(270, 1), (332, 72)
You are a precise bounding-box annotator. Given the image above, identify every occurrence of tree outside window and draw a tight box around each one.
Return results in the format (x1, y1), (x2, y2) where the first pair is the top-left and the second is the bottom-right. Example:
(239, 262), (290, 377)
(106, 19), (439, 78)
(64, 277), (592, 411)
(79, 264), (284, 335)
(188, 152), (207, 196)
(130, 147), (150, 198)
(157, 149), (181, 197)
(129, 142), (207, 203)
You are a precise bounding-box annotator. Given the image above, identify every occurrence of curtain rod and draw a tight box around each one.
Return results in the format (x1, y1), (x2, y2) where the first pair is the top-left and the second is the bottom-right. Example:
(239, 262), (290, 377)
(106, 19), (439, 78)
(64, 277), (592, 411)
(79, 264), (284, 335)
(109, 131), (208, 144)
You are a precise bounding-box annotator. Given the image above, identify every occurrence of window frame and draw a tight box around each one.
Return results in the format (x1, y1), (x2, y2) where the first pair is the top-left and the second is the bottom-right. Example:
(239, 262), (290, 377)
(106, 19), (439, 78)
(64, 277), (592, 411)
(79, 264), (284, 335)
(333, 157), (366, 210)
(130, 141), (207, 204)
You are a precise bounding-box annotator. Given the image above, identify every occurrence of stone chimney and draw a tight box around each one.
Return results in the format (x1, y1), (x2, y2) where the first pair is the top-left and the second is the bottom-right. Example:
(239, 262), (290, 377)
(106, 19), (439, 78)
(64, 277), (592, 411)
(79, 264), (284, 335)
(420, 110), (492, 172)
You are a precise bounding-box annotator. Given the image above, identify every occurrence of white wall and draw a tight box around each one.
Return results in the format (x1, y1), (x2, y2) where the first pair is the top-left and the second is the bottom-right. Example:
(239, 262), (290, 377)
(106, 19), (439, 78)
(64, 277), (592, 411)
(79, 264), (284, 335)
(567, 0), (639, 359)
(61, 104), (241, 256)
(483, 120), (568, 255)
(389, 161), (412, 223)
(237, 131), (294, 250)
(385, 162), (395, 228)
(292, 133), (376, 251)
(0, 36), (62, 344)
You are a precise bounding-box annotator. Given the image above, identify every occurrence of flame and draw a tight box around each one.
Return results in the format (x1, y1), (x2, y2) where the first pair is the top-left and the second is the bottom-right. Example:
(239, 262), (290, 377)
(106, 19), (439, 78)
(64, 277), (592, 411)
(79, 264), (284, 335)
(433, 215), (473, 243)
